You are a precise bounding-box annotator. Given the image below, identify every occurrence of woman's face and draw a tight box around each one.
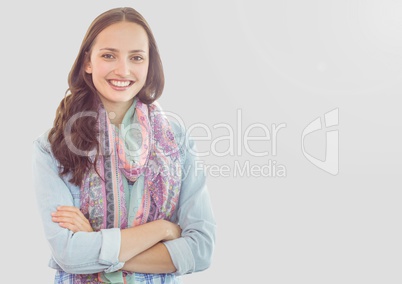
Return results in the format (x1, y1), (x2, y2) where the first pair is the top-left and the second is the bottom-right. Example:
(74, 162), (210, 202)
(85, 21), (149, 111)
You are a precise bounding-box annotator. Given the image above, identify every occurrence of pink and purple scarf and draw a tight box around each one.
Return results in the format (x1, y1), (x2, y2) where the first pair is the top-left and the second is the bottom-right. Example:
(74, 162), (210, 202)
(75, 97), (182, 282)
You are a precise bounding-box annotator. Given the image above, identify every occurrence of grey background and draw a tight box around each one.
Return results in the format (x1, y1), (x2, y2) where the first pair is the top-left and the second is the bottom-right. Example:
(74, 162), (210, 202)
(2, 0), (401, 283)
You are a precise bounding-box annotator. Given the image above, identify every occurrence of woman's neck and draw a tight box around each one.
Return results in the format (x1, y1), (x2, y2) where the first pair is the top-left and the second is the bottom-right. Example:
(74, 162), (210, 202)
(101, 99), (134, 126)
(108, 111), (124, 126)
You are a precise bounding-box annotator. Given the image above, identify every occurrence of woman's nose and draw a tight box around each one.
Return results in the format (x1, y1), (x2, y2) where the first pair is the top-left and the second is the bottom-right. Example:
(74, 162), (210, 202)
(114, 59), (130, 76)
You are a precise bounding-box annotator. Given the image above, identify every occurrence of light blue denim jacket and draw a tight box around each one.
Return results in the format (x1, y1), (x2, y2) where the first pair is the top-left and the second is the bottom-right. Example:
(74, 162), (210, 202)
(32, 121), (216, 278)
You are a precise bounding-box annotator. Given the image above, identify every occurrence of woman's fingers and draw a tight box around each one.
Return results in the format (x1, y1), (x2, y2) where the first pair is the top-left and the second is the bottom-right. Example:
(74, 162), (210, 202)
(56, 206), (90, 222)
(51, 206), (93, 232)
(52, 214), (86, 232)
(58, 221), (80, 232)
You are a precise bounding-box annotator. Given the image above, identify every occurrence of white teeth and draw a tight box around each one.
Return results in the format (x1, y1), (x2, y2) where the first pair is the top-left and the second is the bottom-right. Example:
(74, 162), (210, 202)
(110, 80), (131, 87)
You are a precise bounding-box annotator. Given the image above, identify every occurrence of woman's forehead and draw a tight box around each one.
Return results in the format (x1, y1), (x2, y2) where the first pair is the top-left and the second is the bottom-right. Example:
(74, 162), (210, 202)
(93, 22), (149, 51)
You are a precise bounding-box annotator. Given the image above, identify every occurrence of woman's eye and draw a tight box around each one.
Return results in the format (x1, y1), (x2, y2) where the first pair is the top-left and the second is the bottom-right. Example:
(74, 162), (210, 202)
(102, 54), (114, 59)
(132, 56), (143, 62)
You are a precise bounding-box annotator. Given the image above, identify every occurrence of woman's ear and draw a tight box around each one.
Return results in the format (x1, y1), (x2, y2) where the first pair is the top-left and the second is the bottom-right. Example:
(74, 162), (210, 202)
(85, 62), (92, 74)
(84, 52), (92, 74)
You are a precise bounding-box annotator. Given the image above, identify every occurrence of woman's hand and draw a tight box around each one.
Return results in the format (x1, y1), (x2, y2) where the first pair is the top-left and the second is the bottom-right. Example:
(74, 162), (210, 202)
(51, 206), (93, 233)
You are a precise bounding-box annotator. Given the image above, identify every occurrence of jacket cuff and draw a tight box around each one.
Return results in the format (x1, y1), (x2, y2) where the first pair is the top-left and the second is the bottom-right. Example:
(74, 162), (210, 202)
(163, 237), (195, 276)
(99, 228), (125, 273)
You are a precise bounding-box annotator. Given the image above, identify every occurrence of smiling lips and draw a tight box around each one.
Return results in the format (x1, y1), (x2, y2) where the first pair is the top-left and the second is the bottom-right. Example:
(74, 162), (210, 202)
(108, 79), (134, 89)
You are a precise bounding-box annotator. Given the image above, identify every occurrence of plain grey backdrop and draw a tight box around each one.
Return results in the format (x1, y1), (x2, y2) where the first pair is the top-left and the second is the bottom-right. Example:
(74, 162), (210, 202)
(2, 0), (401, 283)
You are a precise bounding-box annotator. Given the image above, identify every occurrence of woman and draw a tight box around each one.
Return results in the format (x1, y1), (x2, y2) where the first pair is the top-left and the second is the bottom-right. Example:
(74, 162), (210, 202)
(32, 7), (216, 284)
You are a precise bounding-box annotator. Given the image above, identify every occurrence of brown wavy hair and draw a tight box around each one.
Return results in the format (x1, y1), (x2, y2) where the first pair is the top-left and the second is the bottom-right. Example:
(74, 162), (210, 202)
(48, 7), (164, 186)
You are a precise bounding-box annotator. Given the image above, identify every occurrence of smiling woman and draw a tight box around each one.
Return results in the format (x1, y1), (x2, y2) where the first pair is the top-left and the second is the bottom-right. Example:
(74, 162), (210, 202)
(85, 21), (149, 123)
(32, 7), (216, 284)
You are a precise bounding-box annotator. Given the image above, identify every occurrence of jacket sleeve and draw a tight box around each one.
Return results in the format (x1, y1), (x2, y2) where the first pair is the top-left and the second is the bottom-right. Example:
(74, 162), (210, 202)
(163, 123), (217, 275)
(32, 134), (124, 274)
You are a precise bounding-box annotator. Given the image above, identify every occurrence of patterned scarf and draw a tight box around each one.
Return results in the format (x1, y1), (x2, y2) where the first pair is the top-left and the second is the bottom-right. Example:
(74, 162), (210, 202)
(76, 97), (182, 283)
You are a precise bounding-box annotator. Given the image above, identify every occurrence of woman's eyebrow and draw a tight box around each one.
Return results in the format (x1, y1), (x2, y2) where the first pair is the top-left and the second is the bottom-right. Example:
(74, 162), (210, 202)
(99, 48), (146, 53)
